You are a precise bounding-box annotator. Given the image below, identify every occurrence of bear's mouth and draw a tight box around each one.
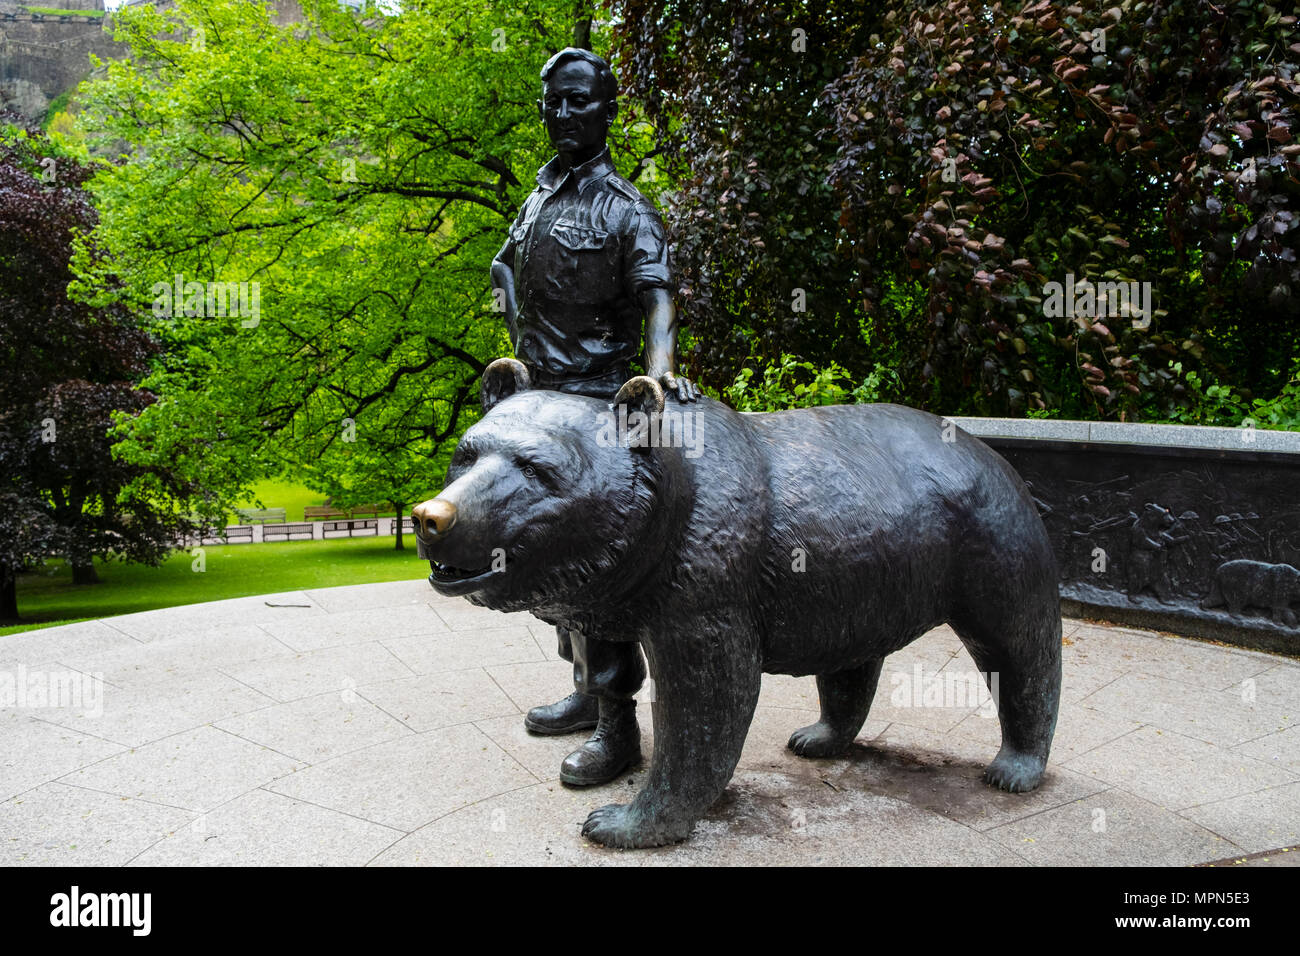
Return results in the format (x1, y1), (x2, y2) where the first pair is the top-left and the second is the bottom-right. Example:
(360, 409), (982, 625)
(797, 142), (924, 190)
(429, 559), (493, 581)
(427, 557), (501, 594)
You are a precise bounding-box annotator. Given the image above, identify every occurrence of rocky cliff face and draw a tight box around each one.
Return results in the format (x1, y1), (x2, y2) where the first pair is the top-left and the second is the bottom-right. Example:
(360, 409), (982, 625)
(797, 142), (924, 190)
(0, 0), (116, 119)
(0, 0), (328, 121)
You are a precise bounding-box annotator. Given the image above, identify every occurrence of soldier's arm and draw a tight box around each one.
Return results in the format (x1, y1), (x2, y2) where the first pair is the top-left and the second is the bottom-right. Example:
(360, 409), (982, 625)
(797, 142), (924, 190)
(642, 288), (699, 403)
(491, 199), (531, 333)
(627, 201), (699, 402)
(489, 254), (518, 332)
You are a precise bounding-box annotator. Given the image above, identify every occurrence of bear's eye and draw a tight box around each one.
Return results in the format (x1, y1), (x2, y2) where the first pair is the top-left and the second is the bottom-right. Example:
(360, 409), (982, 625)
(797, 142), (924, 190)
(522, 464), (537, 479)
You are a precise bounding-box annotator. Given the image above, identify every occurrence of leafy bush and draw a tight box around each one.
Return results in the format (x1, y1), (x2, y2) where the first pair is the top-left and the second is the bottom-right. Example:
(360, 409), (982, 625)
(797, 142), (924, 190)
(722, 354), (901, 412)
(1160, 361), (1300, 429)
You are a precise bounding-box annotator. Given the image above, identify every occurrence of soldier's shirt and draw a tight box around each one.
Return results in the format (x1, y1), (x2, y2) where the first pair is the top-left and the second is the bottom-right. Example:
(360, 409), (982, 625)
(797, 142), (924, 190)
(494, 146), (672, 377)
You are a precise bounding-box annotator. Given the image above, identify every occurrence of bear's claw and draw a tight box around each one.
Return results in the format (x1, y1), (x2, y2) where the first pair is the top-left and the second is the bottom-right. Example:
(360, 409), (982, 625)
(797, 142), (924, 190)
(788, 721), (852, 758)
(581, 802), (691, 849)
(982, 749), (1046, 793)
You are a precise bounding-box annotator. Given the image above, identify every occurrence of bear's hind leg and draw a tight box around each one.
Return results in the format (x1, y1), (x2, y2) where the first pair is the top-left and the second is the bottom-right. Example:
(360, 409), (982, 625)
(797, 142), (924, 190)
(953, 606), (1061, 794)
(788, 660), (883, 758)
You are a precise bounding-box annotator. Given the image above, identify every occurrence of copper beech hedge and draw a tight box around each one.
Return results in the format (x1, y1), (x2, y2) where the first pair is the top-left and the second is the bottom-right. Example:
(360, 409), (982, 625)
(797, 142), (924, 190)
(611, 0), (1300, 419)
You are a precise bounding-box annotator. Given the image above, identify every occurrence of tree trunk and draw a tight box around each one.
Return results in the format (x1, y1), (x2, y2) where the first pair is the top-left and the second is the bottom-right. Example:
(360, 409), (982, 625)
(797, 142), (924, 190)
(393, 502), (404, 551)
(0, 569), (17, 622)
(71, 559), (100, 585)
(574, 2), (592, 50)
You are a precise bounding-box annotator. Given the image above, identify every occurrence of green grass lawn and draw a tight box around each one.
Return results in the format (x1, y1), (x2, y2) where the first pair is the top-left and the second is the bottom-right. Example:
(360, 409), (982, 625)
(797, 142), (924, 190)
(2, 537), (429, 636)
(20, 6), (106, 16)
(232, 478), (328, 523)
(230, 479), (400, 521)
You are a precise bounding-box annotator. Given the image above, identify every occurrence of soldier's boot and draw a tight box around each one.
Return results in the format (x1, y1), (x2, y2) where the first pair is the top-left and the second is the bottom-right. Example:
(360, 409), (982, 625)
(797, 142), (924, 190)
(524, 691), (600, 736)
(559, 698), (642, 786)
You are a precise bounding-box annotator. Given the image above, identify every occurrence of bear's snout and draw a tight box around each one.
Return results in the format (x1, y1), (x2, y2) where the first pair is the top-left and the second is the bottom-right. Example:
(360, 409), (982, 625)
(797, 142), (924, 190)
(412, 497), (457, 538)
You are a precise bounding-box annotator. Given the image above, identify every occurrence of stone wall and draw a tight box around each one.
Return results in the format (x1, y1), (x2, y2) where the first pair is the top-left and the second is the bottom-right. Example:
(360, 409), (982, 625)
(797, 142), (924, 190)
(955, 417), (1300, 656)
(0, 1), (115, 119)
(0, 0), (335, 120)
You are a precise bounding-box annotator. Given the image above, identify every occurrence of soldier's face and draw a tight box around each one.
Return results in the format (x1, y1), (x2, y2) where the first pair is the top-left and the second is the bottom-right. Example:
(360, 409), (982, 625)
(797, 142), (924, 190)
(540, 60), (613, 162)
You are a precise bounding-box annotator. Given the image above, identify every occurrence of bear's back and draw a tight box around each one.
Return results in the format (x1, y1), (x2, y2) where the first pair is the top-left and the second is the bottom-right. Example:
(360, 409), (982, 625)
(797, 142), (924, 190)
(743, 402), (1014, 528)
(728, 402), (1039, 669)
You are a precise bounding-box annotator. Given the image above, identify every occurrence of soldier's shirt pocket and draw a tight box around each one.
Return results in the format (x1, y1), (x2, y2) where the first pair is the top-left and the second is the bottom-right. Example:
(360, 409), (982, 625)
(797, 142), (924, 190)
(509, 221), (530, 243)
(550, 218), (611, 251)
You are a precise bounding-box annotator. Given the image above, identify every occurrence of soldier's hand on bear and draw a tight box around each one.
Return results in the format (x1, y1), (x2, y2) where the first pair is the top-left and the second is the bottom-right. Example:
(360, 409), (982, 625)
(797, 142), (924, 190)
(656, 370), (700, 403)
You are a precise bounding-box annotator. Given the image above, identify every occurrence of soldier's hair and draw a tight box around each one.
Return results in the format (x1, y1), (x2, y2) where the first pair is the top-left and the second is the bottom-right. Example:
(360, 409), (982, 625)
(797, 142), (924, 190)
(540, 48), (618, 105)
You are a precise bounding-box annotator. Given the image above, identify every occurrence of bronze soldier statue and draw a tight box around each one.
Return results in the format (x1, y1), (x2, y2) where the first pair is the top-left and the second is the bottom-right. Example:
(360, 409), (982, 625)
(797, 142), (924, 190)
(489, 47), (699, 785)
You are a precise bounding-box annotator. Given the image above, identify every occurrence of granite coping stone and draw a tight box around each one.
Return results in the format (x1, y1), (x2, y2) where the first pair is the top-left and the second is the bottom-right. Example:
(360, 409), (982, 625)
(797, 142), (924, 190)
(951, 416), (1300, 454)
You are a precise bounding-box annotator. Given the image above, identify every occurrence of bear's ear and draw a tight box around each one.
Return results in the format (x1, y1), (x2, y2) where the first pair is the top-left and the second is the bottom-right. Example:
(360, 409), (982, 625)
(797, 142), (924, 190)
(481, 358), (532, 413)
(612, 375), (665, 450)
(613, 375), (666, 417)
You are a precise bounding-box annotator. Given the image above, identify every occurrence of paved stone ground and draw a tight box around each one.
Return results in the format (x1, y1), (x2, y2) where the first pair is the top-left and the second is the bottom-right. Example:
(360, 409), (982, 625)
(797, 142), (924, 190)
(2, 579), (1297, 866)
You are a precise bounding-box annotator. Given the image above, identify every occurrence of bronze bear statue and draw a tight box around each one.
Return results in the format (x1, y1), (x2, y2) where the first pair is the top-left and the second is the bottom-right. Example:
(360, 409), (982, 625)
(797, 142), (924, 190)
(413, 359), (1063, 848)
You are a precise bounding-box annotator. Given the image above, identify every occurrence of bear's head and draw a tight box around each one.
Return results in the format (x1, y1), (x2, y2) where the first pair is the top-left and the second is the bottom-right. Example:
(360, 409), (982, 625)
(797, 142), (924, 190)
(411, 359), (668, 615)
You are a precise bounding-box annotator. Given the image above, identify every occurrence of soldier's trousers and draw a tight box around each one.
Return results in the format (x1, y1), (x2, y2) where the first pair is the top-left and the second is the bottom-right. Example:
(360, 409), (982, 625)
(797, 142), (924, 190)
(555, 624), (646, 701)
(527, 360), (647, 703)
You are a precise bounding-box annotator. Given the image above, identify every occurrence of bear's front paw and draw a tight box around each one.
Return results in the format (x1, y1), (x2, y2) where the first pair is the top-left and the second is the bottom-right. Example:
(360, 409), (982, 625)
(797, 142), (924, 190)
(788, 721), (852, 758)
(581, 802), (691, 849)
(983, 748), (1046, 793)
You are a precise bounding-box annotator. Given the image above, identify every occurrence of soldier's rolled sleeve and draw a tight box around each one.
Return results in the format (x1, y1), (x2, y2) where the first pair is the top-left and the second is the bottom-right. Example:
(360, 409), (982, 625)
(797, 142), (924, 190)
(495, 197), (534, 268)
(494, 215), (522, 267)
(624, 202), (673, 294)
(494, 234), (515, 268)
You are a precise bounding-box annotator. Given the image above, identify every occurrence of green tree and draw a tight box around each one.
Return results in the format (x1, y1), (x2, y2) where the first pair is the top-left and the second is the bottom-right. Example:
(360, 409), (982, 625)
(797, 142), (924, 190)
(74, 0), (631, 539)
(0, 115), (213, 621)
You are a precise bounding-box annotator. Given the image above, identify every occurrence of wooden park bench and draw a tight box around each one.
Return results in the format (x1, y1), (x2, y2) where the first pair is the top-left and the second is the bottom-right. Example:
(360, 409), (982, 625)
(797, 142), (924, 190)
(262, 522), (315, 542)
(222, 525), (255, 544)
(304, 505), (349, 521)
(348, 503), (385, 519)
(322, 518), (379, 538)
(235, 507), (287, 524)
